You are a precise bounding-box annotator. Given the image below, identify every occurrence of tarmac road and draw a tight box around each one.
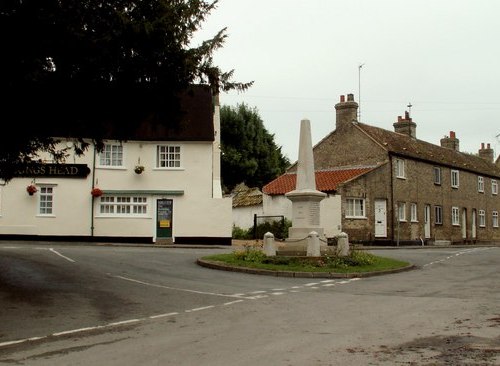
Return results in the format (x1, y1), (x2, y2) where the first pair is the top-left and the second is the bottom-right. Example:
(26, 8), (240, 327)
(0, 241), (499, 365)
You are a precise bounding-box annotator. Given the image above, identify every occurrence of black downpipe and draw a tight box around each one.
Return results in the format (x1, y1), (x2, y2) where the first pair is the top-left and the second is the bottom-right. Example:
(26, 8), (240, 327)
(389, 154), (395, 245)
(90, 144), (96, 237)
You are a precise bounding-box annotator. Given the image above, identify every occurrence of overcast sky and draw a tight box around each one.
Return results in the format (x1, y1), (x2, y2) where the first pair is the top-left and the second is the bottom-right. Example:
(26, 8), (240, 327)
(192, 0), (500, 163)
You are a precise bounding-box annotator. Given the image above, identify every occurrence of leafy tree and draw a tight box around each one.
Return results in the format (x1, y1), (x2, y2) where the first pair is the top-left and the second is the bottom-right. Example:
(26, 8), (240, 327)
(0, 0), (252, 182)
(221, 103), (290, 192)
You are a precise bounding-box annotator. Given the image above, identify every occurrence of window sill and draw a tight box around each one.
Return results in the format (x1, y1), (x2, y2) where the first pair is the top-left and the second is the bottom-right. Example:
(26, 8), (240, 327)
(345, 216), (367, 220)
(153, 167), (185, 171)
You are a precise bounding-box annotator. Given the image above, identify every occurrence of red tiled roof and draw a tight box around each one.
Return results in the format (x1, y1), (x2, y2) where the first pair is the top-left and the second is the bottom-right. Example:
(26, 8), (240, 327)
(262, 167), (375, 195)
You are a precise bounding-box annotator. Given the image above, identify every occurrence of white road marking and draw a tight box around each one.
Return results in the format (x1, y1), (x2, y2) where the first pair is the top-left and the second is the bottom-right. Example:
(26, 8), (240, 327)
(49, 248), (75, 263)
(150, 312), (179, 319)
(223, 300), (244, 306)
(185, 306), (215, 313)
(114, 275), (250, 299)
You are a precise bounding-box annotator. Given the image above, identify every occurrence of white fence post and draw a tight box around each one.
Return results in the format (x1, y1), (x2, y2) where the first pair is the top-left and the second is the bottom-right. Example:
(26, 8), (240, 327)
(337, 232), (349, 257)
(307, 231), (320, 257)
(263, 232), (276, 256)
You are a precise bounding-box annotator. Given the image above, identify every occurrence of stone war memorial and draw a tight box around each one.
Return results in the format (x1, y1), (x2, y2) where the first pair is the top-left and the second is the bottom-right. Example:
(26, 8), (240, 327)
(263, 118), (350, 257)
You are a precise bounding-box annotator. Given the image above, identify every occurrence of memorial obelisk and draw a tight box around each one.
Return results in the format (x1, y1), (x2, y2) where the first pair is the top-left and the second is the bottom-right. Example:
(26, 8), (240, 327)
(285, 119), (326, 249)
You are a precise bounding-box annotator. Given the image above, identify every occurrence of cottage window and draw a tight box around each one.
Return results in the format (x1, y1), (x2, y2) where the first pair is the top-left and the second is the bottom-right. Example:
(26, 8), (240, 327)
(346, 198), (365, 218)
(99, 143), (123, 167)
(398, 202), (406, 222)
(478, 176), (484, 193)
(410, 203), (418, 222)
(492, 180), (498, 195)
(478, 210), (486, 227)
(451, 170), (459, 188)
(98, 196), (148, 217)
(38, 186), (54, 215)
(395, 158), (405, 179)
(433, 167), (441, 185)
(434, 206), (443, 225)
(451, 207), (460, 226)
(493, 211), (499, 228)
(157, 145), (181, 168)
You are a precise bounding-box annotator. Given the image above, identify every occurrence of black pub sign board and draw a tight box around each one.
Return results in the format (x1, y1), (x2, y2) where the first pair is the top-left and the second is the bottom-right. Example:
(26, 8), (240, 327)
(14, 164), (91, 178)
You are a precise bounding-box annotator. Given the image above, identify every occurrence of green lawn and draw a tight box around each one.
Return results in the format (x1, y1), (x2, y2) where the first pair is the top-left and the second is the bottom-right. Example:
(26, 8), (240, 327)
(201, 249), (411, 274)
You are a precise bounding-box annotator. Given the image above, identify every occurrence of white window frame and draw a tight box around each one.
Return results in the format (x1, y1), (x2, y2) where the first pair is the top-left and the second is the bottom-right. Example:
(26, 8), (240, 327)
(38, 185), (55, 216)
(478, 176), (484, 193)
(451, 206), (460, 226)
(433, 167), (441, 185)
(395, 158), (406, 179)
(492, 211), (499, 228)
(97, 196), (149, 217)
(410, 203), (418, 222)
(346, 198), (366, 218)
(451, 170), (459, 188)
(99, 143), (124, 167)
(398, 202), (406, 222)
(478, 209), (486, 227)
(435, 206), (443, 225)
(492, 180), (498, 195)
(157, 145), (182, 169)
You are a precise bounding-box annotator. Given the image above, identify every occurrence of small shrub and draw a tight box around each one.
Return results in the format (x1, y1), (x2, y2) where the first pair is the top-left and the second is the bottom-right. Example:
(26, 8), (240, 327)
(232, 225), (252, 240)
(233, 247), (266, 263)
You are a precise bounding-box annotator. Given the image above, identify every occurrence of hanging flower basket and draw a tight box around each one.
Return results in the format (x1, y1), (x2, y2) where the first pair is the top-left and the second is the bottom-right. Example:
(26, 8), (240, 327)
(27, 184), (37, 196)
(91, 187), (103, 197)
(134, 165), (145, 174)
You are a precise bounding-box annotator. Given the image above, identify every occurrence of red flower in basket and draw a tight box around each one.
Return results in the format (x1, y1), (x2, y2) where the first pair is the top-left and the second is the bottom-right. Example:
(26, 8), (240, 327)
(27, 184), (37, 195)
(91, 187), (103, 197)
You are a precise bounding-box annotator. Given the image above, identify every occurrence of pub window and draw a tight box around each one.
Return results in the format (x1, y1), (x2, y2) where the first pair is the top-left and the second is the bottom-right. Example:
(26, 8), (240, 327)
(38, 186), (54, 215)
(157, 145), (182, 168)
(99, 143), (123, 167)
(98, 196), (148, 217)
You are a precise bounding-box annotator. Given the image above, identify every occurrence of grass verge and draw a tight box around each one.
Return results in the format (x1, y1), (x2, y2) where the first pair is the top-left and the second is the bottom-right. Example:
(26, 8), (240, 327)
(201, 249), (410, 274)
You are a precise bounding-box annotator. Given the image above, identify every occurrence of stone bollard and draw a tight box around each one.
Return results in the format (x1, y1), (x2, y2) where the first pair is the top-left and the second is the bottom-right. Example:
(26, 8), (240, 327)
(307, 231), (320, 257)
(337, 232), (349, 257)
(263, 232), (276, 256)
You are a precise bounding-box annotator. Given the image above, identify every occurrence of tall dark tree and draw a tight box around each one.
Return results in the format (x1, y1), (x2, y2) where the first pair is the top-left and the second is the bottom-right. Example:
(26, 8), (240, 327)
(0, 0), (252, 182)
(220, 103), (290, 192)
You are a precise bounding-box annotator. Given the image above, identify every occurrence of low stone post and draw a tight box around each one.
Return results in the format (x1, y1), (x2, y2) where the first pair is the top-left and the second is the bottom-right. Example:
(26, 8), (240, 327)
(307, 231), (320, 257)
(263, 232), (276, 256)
(337, 232), (349, 257)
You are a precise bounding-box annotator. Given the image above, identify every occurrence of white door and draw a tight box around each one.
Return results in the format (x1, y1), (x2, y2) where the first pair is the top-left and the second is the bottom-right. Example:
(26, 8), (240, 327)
(472, 209), (477, 239)
(374, 199), (387, 237)
(462, 209), (467, 239)
(424, 205), (431, 239)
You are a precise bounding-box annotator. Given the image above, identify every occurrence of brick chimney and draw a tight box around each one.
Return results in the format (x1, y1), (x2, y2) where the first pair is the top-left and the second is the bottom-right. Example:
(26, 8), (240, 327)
(393, 111), (416, 138)
(334, 93), (358, 131)
(478, 142), (494, 162)
(440, 131), (460, 151)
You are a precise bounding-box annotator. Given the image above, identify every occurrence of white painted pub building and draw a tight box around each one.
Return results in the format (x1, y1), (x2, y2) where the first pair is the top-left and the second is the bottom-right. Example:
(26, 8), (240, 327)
(0, 85), (232, 245)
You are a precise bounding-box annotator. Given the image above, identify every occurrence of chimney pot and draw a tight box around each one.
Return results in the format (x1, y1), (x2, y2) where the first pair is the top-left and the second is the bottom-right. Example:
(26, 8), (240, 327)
(398, 116), (402, 122)
(347, 93), (354, 101)
(481, 142), (485, 149)
(450, 131), (456, 139)
(340, 95), (345, 102)
(487, 143), (491, 149)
